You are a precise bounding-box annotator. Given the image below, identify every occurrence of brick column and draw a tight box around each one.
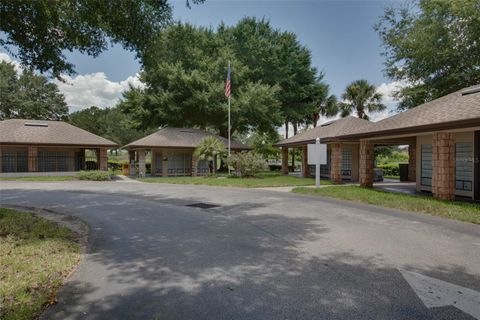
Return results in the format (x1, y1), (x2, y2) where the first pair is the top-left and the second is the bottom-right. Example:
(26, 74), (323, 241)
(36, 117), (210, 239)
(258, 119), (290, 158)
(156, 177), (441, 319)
(432, 132), (455, 200)
(359, 140), (374, 188)
(408, 143), (416, 182)
(138, 149), (146, 177)
(281, 147), (289, 175)
(97, 147), (108, 171)
(191, 154), (198, 177)
(330, 143), (343, 184)
(301, 145), (310, 178)
(28, 146), (38, 172)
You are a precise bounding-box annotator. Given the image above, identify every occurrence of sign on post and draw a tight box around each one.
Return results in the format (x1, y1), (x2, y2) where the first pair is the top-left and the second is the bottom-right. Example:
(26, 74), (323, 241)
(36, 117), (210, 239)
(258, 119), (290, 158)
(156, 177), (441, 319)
(308, 138), (327, 188)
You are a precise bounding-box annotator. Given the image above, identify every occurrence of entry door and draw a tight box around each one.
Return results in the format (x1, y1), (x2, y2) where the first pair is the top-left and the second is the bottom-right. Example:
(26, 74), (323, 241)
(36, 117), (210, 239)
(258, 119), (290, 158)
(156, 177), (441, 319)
(475, 131), (480, 200)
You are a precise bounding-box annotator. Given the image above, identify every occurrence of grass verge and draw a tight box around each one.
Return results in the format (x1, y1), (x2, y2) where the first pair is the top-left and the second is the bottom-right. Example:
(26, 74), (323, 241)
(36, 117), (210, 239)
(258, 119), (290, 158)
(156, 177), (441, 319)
(292, 186), (480, 224)
(0, 176), (77, 182)
(139, 172), (332, 188)
(0, 208), (81, 320)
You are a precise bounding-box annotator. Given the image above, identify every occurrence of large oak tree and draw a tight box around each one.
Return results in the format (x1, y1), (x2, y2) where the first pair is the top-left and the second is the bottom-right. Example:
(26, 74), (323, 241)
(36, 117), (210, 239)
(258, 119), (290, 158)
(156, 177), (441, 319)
(0, 61), (68, 120)
(0, 0), (191, 78)
(120, 18), (331, 138)
(375, 0), (480, 110)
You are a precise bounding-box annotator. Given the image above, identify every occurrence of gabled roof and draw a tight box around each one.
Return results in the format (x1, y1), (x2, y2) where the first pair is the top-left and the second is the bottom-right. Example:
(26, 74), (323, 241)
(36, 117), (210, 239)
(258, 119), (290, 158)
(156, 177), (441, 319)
(123, 127), (250, 150)
(0, 119), (118, 147)
(273, 116), (372, 147)
(337, 85), (480, 139)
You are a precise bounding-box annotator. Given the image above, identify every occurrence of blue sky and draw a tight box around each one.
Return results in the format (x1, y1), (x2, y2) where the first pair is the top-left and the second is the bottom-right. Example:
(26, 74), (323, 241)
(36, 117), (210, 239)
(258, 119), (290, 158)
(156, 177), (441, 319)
(1, 0), (402, 120)
(66, 0), (397, 96)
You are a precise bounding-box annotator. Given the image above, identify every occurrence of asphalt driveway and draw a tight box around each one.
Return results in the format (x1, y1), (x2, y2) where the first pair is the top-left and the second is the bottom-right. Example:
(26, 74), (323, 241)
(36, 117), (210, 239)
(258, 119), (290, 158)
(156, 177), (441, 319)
(0, 181), (479, 320)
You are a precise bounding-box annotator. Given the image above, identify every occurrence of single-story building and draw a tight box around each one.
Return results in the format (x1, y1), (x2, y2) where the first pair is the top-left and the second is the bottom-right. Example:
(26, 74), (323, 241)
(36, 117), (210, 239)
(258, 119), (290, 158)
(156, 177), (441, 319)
(123, 127), (250, 177)
(0, 119), (118, 177)
(273, 116), (372, 182)
(275, 85), (480, 201)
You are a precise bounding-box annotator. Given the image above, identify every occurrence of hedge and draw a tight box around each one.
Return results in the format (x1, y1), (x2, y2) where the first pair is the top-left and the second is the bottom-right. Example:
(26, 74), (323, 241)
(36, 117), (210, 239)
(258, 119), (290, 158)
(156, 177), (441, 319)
(77, 170), (111, 181)
(377, 163), (400, 176)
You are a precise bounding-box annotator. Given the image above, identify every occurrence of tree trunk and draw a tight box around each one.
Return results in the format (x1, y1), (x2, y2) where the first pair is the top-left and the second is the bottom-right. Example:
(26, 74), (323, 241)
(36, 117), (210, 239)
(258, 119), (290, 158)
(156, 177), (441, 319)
(312, 112), (319, 127)
(285, 120), (289, 139)
(291, 148), (295, 172)
(357, 108), (365, 119)
(209, 160), (214, 174)
(293, 122), (298, 135)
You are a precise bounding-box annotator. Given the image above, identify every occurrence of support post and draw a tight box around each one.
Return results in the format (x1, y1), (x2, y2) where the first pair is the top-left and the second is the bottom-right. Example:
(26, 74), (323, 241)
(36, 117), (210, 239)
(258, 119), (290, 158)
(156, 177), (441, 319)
(28, 146), (38, 172)
(138, 149), (146, 177)
(330, 143), (342, 184)
(359, 140), (374, 188)
(302, 145), (309, 178)
(408, 142), (416, 182)
(432, 132), (455, 200)
(192, 154), (198, 177)
(98, 148), (108, 171)
(281, 147), (289, 175)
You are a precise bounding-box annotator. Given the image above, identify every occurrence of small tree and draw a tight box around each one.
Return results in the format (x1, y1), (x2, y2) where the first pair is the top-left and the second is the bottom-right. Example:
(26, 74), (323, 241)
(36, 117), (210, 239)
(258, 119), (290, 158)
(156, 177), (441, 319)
(339, 79), (386, 120)
(228, 152), (267, 177)
(194, 136), (227, 174)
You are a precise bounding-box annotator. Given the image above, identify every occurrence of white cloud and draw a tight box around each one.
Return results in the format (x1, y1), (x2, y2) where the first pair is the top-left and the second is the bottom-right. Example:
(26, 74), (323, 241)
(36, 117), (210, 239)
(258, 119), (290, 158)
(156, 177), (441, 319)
(54, 72), (144, 112)
(376, 80), (407, 105)
(0, 52), (144, 112)
(370, 80), (409, 122)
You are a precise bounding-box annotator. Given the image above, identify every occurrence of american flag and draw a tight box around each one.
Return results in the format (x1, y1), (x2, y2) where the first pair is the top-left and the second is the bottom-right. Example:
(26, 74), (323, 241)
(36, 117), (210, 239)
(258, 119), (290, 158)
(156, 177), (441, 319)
(225, 64), (231, 98)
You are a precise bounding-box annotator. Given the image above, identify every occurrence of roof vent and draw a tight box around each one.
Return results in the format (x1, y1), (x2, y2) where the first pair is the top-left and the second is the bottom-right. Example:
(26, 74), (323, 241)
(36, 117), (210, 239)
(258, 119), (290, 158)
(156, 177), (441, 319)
(24, 122), (48, 127)
(461, 85), (480, 96)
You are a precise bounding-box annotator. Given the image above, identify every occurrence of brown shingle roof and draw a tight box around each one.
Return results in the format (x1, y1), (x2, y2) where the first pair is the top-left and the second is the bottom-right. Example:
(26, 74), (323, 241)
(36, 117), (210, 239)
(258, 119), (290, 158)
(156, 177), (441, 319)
(0, 119), (118, 147)
(273, 116), (373, 147)
(123, 127), (250, 150)
(337, 85), (480, 139)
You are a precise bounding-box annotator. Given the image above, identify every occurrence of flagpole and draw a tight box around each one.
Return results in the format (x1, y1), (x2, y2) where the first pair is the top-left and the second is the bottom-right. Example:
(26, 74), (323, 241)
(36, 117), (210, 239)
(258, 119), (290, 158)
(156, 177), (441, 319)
(227, 60), (231, 175)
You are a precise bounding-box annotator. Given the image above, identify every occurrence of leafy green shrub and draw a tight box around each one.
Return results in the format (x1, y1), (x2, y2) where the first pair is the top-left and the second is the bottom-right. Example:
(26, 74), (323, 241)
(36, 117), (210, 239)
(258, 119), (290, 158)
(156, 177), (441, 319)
(77, 170), (111, 181)
(228, 152), (267, 177)
(377, 163), (400, 176)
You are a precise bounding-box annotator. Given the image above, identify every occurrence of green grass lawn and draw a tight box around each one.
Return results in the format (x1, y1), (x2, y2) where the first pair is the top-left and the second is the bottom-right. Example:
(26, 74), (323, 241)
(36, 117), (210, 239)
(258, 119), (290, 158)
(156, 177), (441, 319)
(0, 208), (81, 320)
(292, 186), (480, 224)
(0, 176), (77, 182)
(140, 172), (332, 188)
(383, 175), (400, 180)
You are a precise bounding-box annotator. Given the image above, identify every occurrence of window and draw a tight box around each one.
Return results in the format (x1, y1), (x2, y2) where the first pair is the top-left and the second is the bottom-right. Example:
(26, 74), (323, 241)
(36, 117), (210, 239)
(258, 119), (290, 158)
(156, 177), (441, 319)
(1, 149), (27, 172)
(38, 151), (69, 172)
(341, 149), (352, 176)
(167, 152), (193, 176)
(455, 142), (473, 191)
(320, 149), (331, 175)
(421, 144), (432, 186)
(155, 152), (163, 174)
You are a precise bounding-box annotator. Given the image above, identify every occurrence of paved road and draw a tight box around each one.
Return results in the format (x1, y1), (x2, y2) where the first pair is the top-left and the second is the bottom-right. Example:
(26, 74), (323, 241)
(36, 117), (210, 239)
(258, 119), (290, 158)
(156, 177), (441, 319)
(1, 181), (479, 320)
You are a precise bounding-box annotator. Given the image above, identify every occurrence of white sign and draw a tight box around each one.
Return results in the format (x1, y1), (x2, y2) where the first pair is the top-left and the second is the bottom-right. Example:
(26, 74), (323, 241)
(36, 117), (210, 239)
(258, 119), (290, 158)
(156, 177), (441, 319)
(308, 143), (327, 165)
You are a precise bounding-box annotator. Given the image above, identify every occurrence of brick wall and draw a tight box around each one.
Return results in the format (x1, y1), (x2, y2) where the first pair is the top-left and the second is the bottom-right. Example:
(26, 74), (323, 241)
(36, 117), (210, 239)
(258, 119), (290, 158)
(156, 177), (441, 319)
(330, 143), (342, 184)
(138, 149), (146, 177)
(98, 148), (108, 171)
(359, 140), (374, 188)
(432, 132), (455, 200)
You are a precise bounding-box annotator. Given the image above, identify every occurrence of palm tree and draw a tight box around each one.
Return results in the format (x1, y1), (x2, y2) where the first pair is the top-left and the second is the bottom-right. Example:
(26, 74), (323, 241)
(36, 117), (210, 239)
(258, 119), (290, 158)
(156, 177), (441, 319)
(194, 136), (227, 174)
(310, 82), (339, 127)
(339, 79), (386, 120)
